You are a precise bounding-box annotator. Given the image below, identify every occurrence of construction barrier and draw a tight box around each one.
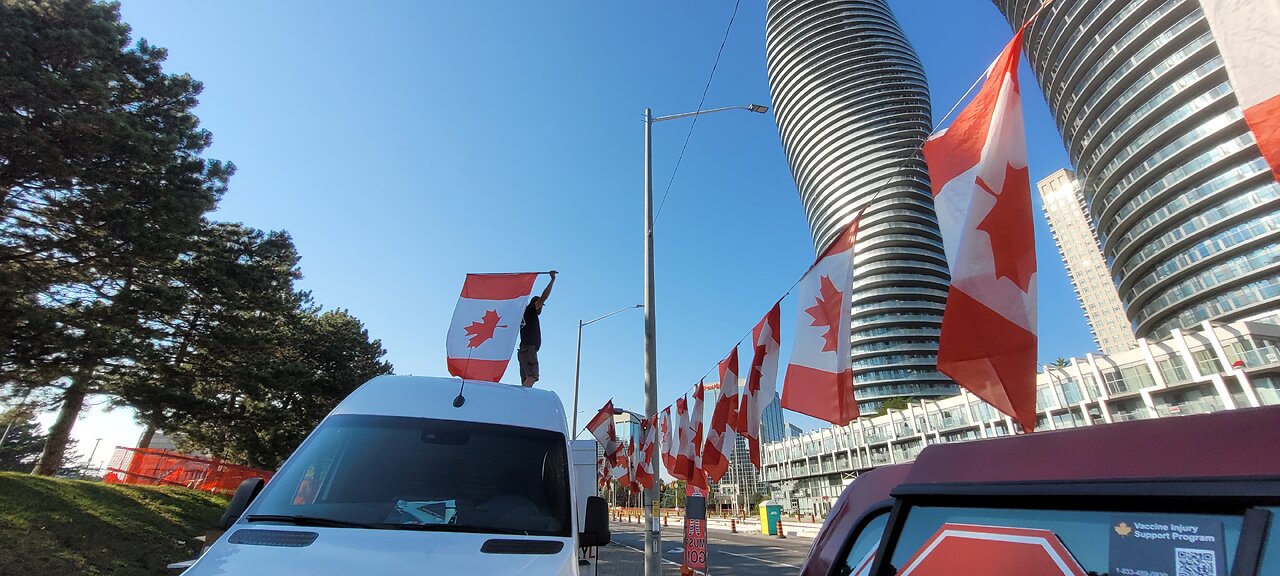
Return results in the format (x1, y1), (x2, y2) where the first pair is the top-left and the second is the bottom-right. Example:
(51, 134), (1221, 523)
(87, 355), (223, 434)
(103, 446), (273, 494)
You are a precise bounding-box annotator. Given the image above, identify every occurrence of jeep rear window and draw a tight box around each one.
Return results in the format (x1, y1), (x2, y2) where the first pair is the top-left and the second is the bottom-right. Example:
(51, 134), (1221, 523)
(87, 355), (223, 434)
(883, 506), (1244, 575)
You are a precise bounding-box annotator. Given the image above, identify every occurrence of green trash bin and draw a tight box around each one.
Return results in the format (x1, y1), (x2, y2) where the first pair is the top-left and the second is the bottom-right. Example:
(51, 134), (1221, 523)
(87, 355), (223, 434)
(758, 500), (782, 535)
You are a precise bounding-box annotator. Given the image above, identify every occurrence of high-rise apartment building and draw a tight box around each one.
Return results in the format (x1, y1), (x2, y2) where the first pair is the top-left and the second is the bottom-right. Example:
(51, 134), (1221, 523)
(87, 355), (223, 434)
(1039, 169), (1138, 354)
(993, 0), (1280, 339)
(765, 0), (957, 412)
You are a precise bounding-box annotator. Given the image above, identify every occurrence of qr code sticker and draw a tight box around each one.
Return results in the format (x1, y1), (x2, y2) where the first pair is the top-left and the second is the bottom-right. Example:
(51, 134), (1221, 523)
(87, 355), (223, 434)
(1175, 548), (1216, 576)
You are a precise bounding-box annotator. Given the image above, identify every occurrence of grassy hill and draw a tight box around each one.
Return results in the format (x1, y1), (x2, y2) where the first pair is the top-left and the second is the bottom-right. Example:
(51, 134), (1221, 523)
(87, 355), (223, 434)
(0, 472), (228, 576)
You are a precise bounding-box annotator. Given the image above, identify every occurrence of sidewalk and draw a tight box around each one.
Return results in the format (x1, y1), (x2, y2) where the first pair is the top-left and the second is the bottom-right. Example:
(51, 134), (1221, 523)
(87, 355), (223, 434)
(611, 512), (823, 539)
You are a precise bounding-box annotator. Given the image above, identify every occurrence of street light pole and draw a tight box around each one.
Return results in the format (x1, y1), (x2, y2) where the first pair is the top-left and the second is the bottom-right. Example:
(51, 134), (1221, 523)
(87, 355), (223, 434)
(641, 103), (767, 576)
(642, 107), (661, 576)
(571, 304), (643, 435)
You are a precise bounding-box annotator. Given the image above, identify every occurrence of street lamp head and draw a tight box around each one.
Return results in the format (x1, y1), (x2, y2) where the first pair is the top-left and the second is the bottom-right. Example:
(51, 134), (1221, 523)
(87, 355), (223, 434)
(748, 104), (769, 114)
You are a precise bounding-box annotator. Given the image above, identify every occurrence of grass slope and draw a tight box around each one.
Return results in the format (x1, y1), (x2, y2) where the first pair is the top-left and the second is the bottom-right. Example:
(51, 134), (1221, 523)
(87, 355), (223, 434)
(0, 472), (228, 576)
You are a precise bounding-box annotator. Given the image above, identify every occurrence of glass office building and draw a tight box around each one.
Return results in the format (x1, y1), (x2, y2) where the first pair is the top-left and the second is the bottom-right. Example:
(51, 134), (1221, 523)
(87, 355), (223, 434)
(993, 0), (1280, 338)
(765, 0), (958, 412)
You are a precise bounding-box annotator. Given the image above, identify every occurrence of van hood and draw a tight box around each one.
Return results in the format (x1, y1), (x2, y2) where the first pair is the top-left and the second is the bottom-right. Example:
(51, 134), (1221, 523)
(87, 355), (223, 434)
(183, 526), (577, 576)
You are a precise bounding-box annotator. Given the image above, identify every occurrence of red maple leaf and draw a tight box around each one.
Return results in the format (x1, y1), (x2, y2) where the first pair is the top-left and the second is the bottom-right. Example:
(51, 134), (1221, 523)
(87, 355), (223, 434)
(805, 275), (844, 352)
(464, 309), (506, 348)
(976, 163), (1035, 291)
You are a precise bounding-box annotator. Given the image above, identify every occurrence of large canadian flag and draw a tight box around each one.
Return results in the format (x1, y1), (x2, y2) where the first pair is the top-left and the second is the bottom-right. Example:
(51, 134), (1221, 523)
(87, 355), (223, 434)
(923, 29), (1038, 432)
(659, 405), (680, 479)
(702, 348), (739, 483)
(586, 400), (622, 466)
(1200, 0), (1280, 182)
(741, 303), (780, 469)
(446, 273), (538, 382)
(781, 216), (862, 425)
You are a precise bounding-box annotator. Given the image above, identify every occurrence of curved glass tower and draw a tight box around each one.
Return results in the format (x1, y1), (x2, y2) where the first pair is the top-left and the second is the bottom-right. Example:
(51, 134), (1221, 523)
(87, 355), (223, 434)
(765, 0), (957, 412)
(993, 0), (1280, 338)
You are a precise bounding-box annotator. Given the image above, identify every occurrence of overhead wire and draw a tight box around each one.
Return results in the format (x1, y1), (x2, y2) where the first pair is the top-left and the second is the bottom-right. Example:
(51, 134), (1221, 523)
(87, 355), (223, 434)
(651, 0), (743, 229)
(652, 0), (1058, 415)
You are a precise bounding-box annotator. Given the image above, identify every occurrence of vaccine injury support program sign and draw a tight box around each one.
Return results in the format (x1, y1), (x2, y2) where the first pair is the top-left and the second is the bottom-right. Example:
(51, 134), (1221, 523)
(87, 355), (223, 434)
(1110, 514), (1226, 576)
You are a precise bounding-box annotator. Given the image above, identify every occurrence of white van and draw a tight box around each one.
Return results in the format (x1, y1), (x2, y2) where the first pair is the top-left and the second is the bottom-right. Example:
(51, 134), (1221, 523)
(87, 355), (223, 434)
(182, 375), (610, 576)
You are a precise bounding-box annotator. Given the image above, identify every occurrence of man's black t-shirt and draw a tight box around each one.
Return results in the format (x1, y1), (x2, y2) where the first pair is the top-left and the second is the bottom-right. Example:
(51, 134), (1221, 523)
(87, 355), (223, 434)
(521, 302), (541, 349)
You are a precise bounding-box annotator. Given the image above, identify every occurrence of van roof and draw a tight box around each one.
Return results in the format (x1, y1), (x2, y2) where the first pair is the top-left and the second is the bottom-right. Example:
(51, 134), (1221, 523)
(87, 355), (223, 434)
(331, 375), (568, 434)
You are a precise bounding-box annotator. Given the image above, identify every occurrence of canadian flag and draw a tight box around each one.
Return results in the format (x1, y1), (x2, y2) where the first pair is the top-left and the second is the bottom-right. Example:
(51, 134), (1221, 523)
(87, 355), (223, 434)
(781, 216), (862, 425)
(677, 382), (708, 490)
(659, 405), (680, 479)
(624, 436), (639, 492)
(702, 348), (739, 483)
(446, 273), (538, 382)
(612, 437), (632, 490)
(923, 28), (1038, 431)
(586, 400), (621, 466)
(669, 398), (690, 481)
(634, 415), (657, 490)
(741, 303), (780, 469)
(1200, 0), (1280, 182)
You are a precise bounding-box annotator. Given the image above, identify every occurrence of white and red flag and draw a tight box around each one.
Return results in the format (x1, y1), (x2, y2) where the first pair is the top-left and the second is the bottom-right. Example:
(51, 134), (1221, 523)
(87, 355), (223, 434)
(670, 398), (691, 481)
(923, 28), (1038, 431)
(702, 348), (740, 483)
(586, 400), (621, 466)
(624, 436), (639, 492)
(741, 303), (781, 469)
(1200, 0), (1280, 182)
(612, 437), (632, 491)
(677, 382), (708, 490)
(634, 415), (657, 490)
(781, 216), (862, 425)
(659, 405), (679, 479)
(446, 273), (538, 382)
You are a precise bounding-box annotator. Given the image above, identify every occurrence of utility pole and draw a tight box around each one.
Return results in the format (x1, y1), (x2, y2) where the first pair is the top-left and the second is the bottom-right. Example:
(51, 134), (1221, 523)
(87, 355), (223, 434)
(641, 104), (768, 576)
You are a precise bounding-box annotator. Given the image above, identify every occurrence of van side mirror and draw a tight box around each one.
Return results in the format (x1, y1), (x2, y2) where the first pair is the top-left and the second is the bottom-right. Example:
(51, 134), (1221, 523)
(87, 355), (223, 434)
(219, 477), (265, 530)
(579, 496), (610, 547)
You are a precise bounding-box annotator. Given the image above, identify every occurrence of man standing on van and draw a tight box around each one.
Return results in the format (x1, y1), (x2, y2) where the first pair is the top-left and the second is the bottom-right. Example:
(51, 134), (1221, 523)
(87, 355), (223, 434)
(519, 271), (556, 387)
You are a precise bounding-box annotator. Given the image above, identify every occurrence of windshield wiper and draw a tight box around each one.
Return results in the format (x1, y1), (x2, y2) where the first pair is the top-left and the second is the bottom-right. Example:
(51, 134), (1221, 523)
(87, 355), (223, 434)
(384, 523), (531, 536)
(245, 514), (383, 530)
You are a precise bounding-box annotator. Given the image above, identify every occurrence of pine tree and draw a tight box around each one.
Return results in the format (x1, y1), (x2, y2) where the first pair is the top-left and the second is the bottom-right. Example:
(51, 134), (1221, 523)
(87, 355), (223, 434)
(0, 406), (80, 473)
(0, 0), (230, 474)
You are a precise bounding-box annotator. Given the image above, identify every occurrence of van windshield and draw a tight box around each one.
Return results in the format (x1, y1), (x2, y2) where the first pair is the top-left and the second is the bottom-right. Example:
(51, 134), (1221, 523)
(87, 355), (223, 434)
(246, 414), (571, 537)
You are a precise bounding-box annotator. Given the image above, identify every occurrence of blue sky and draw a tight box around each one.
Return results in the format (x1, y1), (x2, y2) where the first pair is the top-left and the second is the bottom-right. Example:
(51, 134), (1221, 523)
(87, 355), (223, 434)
(60, 0), (1098, 461)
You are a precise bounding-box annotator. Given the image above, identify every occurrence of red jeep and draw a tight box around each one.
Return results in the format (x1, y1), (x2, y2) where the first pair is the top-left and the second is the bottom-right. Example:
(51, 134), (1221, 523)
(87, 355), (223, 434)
(800, 405), (1280, 576)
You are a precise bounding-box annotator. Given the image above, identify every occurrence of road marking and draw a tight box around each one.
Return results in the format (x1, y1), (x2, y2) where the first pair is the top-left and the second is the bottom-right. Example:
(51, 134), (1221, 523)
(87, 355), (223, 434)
(612, 541), (683, 567)
(718, 550), (801, 569)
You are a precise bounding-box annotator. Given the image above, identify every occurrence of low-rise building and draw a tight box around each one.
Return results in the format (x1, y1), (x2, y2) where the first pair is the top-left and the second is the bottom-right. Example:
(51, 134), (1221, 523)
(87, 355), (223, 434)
(762, 312), (1280, 515)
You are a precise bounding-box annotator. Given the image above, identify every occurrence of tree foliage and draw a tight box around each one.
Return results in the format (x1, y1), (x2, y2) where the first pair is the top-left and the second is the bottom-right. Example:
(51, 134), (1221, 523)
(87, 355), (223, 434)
(124, 307), (393, 470)
(877, 396), (910, 416)
(0, 406), (79, 473)
(1, 1), (392, 474)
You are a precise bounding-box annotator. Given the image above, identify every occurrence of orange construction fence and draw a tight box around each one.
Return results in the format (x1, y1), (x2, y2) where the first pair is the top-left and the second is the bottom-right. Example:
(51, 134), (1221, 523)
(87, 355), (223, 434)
(103, 446), (273, 494)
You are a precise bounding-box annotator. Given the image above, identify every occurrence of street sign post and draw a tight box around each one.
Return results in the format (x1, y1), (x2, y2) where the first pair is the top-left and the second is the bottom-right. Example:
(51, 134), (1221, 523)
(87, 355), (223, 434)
(681, 492), (707, 574)
(896, 524), (1087, 576)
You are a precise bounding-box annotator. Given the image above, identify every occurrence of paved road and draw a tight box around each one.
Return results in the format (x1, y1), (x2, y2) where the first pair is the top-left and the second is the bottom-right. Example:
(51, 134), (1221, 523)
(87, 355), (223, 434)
(600, 523), (813, 575)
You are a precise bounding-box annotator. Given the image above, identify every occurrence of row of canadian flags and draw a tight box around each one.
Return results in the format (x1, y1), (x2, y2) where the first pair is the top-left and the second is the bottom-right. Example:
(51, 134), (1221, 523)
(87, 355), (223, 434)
(451, 0), (1280, 490)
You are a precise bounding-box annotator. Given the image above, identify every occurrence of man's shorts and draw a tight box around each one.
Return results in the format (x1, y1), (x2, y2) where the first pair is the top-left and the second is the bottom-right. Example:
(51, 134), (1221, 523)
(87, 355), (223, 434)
(518, 344), (540, 384)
